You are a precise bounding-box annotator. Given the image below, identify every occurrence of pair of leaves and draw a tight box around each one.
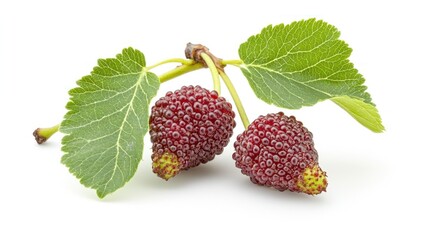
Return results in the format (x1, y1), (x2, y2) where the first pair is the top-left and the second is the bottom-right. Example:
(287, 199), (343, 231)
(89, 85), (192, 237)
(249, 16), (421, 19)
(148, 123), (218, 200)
(60, 19), (383, 198)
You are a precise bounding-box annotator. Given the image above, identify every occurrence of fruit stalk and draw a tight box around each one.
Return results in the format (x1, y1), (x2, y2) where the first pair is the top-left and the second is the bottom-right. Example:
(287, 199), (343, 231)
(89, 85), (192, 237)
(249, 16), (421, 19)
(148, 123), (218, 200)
(200, 52), (221, 94)
(219, 70), (250, 129)
(183, 43), (250, 129)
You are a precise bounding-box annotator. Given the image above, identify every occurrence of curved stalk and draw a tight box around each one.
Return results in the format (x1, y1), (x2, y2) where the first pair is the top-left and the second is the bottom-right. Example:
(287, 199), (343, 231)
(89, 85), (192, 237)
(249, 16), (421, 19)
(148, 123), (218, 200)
(200, 52), (221, 94)
(219, 70), (250, 129)
(158, 63), (204, 83)
(146, 58), (195, 70)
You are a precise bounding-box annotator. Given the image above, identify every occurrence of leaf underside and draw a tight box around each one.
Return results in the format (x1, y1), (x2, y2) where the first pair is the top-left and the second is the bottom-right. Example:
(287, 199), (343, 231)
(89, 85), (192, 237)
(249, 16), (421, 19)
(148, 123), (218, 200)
(60, 47), (160, 198)
(239, 18), (384, 132)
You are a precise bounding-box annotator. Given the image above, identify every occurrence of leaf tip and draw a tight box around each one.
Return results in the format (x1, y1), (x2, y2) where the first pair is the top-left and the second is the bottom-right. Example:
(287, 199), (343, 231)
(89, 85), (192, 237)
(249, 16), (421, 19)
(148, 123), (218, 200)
(371, 122), (385, 133)
(96, 190), (107, 199)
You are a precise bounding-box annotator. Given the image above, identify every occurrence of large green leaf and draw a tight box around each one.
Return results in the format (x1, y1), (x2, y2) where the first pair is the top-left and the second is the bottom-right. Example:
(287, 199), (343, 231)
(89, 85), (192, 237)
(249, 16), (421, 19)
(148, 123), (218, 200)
(60, 47), (160, 198)
(239, 18), (383, 132)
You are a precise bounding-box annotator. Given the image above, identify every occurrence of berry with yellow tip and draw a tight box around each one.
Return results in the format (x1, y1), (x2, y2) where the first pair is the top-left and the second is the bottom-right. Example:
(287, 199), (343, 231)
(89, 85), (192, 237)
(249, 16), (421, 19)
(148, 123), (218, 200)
(232, 112), (327, 195)
(149, 85), (236, 180)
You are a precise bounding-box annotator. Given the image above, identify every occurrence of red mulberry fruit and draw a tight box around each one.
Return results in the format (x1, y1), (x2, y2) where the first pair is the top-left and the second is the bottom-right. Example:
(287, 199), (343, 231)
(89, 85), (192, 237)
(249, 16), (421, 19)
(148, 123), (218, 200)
(232, 112), (327, 195)
(149, 85), (236, 180)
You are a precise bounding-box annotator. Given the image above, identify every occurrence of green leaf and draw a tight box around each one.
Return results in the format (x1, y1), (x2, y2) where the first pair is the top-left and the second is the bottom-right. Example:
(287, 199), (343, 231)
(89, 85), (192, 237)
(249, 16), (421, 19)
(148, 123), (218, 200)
(60, 47), (160, 198)
(239, 18), (383, 132)
(332, 96), (384, 133)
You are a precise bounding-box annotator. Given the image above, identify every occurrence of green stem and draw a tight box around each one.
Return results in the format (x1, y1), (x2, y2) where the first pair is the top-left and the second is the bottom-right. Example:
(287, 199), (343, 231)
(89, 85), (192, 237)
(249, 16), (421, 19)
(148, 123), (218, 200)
(158, 63), (204, 83)
(221, 59), (243, 67)
(219, 70), (250, 129)
(33, 124), (60, 144)
(146, 58), (195, 70)
(200, 52), (221, 94)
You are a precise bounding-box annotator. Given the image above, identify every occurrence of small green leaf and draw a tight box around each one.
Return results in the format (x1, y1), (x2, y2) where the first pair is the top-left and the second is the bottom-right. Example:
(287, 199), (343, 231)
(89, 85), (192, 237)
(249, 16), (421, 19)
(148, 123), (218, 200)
(332, 96), (384, 133)
(239, 18), (383, 131)
(60, 47), (160, 198)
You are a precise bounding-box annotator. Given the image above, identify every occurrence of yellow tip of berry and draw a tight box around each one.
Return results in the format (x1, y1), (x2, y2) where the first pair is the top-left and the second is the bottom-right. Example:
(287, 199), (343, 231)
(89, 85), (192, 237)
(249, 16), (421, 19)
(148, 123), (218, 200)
(152, 151), (181, 180)
(297, 165), (328, 195)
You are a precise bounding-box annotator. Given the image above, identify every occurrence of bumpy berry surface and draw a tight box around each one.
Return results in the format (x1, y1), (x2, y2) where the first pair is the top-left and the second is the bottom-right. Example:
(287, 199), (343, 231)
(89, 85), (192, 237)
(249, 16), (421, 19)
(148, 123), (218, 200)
(232, 112), (327, 194)
(150, 85), (236, 179)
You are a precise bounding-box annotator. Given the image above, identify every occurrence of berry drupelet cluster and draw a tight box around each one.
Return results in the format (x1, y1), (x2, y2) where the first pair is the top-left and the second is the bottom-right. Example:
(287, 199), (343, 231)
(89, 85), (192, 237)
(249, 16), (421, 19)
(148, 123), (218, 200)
(233, 112), (327, 195)
(149, 85), (236, 180)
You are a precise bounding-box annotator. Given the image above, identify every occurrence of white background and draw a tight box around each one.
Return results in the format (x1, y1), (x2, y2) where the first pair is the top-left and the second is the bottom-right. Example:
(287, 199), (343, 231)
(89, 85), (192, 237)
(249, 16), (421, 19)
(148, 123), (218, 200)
(1, 0), (427, 239)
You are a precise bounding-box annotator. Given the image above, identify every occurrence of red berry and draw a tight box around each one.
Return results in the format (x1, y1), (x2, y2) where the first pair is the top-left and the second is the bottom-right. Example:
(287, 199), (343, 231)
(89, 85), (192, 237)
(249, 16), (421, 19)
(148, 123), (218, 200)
(150, 85), (236, 180)
(232, 112), (327, 195)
